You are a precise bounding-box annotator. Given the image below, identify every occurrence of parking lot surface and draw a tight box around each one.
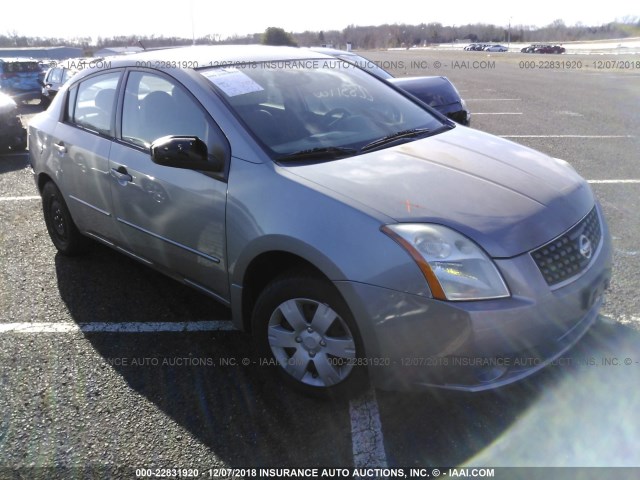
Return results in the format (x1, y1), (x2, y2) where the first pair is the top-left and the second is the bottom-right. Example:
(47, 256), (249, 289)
(1, 49), (639, 478)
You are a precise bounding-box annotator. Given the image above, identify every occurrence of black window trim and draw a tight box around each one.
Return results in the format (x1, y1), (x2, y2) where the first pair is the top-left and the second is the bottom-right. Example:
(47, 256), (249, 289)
(62, 68), (125, 140)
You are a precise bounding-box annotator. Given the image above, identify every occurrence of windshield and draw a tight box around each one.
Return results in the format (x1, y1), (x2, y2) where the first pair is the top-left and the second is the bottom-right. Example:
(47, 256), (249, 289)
(336, 53), (394, 80)
(200, 59), (446, 159)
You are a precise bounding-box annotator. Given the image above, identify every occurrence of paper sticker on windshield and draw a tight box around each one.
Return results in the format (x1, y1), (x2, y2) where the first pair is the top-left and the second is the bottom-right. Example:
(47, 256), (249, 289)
(203, 69), (263, 97)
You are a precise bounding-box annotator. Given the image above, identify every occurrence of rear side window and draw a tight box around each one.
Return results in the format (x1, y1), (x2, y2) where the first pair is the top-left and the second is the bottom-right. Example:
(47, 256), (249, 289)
(69, 71), (121, 135)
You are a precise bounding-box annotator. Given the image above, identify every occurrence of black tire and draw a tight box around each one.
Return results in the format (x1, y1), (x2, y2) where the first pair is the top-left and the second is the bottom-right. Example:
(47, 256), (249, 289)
(41, 181), (88, 255)
(40, 95), (50, 108)
(252, 271), (369, 397)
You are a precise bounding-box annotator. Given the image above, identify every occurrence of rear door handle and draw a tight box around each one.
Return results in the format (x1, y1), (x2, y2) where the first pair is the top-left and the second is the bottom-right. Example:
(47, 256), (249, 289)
(110, 166), (133, 184)
(54, 142), (66, 154)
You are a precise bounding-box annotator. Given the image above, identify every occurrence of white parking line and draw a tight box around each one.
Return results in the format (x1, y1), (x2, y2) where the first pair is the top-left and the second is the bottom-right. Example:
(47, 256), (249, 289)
(0, 196), (40, 202)
(617, 315), (640, 328)
(473, 112), (522, 115)
(0, 321), (236, 333)
(466, 98), (521, 101)
(501, 135), (635, 138)
(349, 388), (388, 468)
(588, 180), (640, 184)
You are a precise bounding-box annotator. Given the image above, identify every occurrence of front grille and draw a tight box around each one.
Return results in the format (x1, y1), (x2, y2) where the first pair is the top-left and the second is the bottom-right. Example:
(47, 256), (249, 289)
(531, 207), (601, 287)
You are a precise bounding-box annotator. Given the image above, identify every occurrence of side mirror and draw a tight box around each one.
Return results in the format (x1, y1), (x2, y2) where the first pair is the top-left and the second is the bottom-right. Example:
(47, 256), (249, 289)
(150, 136), (223, 172)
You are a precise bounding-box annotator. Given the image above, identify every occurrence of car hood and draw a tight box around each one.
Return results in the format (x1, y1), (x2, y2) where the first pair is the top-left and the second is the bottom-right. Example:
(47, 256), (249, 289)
(282, 127), (594, 258)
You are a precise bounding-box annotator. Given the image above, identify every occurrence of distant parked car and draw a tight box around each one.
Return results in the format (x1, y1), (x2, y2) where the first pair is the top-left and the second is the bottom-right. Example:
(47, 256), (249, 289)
(0, 91), (27, 151)
(310, 47), (470, 125)
(537, 45), (565, 54)
(0, 58), (41, 102)
(521, 44), (565, 54)
(484, 44), (508, 52)
(521, 44), (541, 53)
(388, 76), (470, 125)
(39, 59), (88, 106)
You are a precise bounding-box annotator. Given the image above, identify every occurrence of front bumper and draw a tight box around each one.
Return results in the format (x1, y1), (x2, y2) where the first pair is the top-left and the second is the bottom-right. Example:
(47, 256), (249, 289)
(335, 206), (613, 392)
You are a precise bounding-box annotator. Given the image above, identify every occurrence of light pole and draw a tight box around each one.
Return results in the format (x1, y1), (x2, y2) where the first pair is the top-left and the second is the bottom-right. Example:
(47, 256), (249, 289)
(191, 0), (196, 45)
(508, 17), (512, 50)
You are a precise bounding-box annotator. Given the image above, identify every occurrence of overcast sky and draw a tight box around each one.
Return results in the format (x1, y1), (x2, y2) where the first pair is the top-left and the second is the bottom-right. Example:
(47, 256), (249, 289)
(2, 0), (636, 40)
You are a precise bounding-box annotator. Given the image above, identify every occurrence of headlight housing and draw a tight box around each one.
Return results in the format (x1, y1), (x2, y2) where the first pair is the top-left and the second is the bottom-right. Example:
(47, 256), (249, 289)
(382, 224), (510, 301)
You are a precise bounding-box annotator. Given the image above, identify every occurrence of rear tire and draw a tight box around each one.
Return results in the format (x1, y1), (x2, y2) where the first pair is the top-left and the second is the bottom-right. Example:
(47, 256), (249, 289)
(42, 181), (88, 255)
(252, 271), (369, 398)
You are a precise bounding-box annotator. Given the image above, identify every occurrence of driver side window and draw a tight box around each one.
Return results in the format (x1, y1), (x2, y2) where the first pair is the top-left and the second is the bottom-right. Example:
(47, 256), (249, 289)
(121, 71), (229, 173)
(122, 72), (210, 146)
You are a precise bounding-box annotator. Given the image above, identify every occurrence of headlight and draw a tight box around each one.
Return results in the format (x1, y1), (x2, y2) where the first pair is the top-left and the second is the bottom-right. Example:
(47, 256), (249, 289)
(382, 224), (510, 301)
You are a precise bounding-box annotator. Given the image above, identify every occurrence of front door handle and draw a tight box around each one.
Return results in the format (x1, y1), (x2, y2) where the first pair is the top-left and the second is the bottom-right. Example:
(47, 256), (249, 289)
(110, 166), (133, 184)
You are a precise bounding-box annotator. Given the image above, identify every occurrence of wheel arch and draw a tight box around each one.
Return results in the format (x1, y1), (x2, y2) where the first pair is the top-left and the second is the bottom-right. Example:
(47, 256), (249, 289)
(232, 239), (348, 334)
(36, 172), (56, 194)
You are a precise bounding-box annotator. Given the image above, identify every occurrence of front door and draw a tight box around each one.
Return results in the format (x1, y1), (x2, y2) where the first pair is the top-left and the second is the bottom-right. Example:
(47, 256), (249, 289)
(108, 70), (230, 303)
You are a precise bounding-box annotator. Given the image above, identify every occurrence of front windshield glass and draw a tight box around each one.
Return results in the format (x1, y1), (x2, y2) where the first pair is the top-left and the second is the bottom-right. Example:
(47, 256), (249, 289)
(337, 53), (394, 80)
(200, 59), (446, 159)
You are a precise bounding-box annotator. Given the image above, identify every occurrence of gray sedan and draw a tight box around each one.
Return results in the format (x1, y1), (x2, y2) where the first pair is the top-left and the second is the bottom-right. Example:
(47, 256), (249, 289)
(29, 45), (611, 396)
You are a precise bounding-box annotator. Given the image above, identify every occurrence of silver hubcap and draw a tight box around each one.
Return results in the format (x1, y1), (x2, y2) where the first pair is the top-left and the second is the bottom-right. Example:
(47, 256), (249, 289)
(267, 298), (356, 387)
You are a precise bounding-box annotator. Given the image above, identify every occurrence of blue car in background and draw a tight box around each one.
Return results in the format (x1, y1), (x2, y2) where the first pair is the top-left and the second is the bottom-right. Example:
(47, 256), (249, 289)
(0, 58), (42, 103)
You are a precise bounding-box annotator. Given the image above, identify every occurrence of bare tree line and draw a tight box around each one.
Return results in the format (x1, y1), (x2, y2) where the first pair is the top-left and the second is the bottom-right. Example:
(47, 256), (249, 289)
(2, 17), (638, 52)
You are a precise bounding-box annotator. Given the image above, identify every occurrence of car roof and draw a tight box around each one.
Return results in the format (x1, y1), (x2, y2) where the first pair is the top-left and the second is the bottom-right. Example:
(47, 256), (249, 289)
(105, 45), (332, 68)
(307, 47), (358, 57)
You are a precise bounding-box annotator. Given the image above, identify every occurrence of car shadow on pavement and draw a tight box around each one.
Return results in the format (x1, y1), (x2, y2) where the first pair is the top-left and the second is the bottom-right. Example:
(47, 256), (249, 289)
(375, 316), (640, 467)
(53, 244), (355, 468)
(0, 152), (30, 173)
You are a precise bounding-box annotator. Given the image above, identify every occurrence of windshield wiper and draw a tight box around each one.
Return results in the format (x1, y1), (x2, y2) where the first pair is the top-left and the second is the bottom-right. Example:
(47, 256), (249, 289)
(360, 128), (434, 153)
(276, 146), (358, 163)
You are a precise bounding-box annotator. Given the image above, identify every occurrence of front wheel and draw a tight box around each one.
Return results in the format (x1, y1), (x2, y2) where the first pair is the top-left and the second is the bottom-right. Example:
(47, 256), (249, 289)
(41, 181), (88, 255)
(252, 272), (369, 397)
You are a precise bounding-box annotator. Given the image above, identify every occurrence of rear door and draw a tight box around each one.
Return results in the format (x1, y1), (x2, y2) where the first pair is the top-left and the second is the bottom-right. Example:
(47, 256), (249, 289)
(107, 69), (230, 302)
(51, 70), (123, 244)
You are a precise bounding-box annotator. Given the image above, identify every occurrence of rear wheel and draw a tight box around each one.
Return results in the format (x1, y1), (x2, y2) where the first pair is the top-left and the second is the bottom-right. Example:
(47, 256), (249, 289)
(42, 181), (88, 255)
(252, 271), (369, 397)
